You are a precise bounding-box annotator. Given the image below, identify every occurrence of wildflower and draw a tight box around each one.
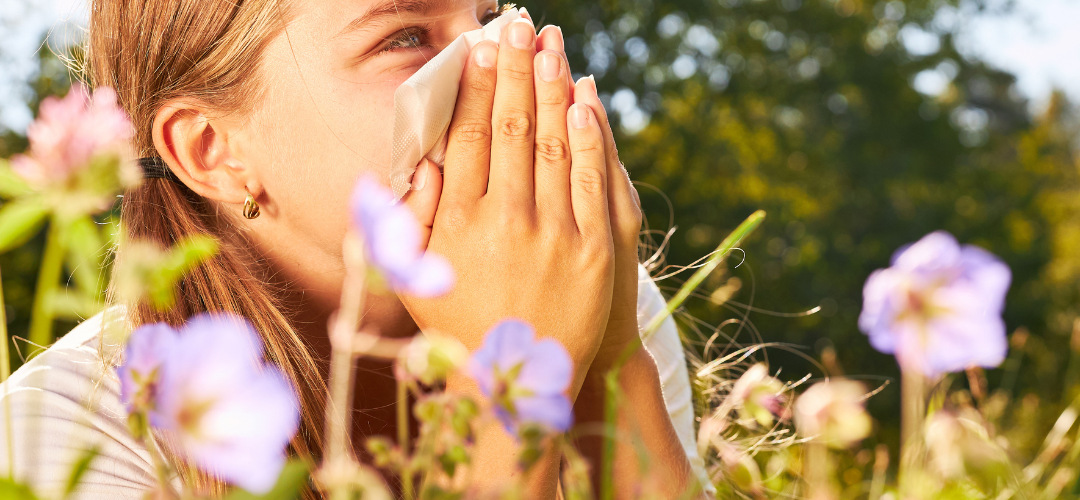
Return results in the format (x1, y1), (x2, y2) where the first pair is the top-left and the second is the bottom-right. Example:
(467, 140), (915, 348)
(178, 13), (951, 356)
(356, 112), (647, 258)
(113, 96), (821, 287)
(859, 231), (1011, 377)
(397, 333), (469, 385)
(117, 323), (176, 416)
(729, 363), (789, 427)
(350, 174), (453, 297)
(794, 380), (871, 448)
(925, 408), (1009, 483)
(118, 314), (299, 493)
(467, 319), (573, 434)
(10, 84), (139, 213)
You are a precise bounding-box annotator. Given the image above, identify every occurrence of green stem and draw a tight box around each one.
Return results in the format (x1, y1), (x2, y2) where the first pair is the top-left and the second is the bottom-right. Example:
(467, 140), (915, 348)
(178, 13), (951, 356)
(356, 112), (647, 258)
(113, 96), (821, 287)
(600, 210), (766, 500)
(28, 220), (65, 348)
(640, 210), (765, 341)
(899, 369), (927, 497)
(0, 265), (13, 478)
(804, 442), (834, 500)
(398, 380), (413, 500)
(324, 238), (367, 500)
(142, 425), (179, 499)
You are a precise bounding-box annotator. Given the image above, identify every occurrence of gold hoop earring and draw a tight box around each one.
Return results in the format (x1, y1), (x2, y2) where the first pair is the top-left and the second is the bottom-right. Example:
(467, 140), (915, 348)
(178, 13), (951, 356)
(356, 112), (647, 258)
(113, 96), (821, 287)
(243, 193), (260, 219)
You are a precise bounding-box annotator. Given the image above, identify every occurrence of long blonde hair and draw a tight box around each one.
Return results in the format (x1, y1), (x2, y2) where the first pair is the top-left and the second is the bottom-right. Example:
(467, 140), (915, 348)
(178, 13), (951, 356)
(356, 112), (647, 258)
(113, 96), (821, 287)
(87, 0), (327, 496)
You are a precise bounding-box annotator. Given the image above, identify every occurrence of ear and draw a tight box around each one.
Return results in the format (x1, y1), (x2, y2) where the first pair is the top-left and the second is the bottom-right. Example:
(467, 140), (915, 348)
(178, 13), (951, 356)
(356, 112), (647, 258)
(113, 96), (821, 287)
(151, 102), (256, 205)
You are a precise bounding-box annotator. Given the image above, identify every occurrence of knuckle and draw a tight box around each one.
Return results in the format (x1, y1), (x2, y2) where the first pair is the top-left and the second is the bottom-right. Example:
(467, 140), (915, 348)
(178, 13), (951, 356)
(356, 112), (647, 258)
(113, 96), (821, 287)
(494, 204), (535, 232)
(499, 64), (533, 83)
(537, 91), (567, 108)
(571, 139), (604, 156)
(452, 119), (492, 145)
(463, 74), (495, 95)
(570, 168), (605, 195)
(497, 111), (534, 141)
(534, 136), (570, 165)
(436, 202), (471, 230)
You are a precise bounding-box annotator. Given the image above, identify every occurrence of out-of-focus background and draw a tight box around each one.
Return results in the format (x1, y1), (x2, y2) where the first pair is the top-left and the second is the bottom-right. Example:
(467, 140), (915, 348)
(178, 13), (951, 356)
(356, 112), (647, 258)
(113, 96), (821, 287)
(4, 0), (1080, 477)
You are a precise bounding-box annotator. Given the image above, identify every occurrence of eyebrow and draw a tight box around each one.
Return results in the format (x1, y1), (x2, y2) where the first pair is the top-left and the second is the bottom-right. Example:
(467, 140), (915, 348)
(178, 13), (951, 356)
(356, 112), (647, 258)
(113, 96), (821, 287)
(335, 0), (452, 39)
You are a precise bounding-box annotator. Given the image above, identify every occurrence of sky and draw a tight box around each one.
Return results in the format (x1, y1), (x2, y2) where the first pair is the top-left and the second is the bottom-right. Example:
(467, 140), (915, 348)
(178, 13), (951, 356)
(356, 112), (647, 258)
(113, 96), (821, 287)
(1, 0), (1080, 132)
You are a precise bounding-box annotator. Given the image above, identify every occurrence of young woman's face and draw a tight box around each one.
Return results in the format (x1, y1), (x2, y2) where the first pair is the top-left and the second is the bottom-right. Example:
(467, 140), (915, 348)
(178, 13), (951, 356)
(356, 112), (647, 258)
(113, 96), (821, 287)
(231, 0), (499, 271)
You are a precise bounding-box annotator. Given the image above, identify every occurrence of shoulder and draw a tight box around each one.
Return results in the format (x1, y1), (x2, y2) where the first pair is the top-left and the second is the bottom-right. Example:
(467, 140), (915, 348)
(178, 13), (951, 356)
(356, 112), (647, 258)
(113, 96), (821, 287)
(0, 308), (160, 499)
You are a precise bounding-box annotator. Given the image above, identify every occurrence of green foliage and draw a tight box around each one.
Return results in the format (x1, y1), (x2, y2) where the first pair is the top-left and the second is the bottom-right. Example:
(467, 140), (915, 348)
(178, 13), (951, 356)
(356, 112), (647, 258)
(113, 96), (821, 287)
(1, 41), (75, 369)
(0, 198), (48, 254)
(61, 446), (101, 500)
(223, 460), (311, 500)
(0, 477), (39, 500)
(516, 0), (1080, 464)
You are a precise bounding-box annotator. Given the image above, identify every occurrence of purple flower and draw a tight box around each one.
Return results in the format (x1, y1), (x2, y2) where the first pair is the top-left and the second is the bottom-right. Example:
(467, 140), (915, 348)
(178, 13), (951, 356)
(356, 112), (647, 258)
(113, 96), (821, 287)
(12, 84), (134, 186)
(350, 174), (453, 297)
(467, 319), (574, 434)
(118, 314), (299, 494)
(859, 231), (1012, 377)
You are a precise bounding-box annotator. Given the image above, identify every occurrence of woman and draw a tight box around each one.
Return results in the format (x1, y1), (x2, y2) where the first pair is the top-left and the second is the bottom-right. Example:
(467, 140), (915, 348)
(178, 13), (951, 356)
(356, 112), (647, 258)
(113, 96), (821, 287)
(1, 0), (710, 498)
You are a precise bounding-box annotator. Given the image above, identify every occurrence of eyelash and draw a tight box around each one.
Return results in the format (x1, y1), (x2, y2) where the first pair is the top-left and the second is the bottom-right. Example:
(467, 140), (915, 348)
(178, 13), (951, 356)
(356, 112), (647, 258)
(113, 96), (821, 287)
(378, 5), (505, 54)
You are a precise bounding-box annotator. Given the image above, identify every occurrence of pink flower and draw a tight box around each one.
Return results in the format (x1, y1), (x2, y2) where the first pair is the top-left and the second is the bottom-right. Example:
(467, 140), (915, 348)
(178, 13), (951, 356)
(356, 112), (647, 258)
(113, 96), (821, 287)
(729, 364), (790, 427)
(11, 84), (133, 186)
(794, 380), (872, 449)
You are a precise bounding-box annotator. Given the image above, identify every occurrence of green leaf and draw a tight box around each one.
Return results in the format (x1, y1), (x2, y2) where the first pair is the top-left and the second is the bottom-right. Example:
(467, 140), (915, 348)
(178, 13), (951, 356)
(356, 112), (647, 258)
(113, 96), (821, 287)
(0, 198), (49, 253)
(0, 159), (32, 199)
(62, 446), (101, 499)
(65, 216), (106, 297)
(223, 460), (310, 500)
(147, 235), (218, 310)
(50, 291), (104, 320)
(0, 477), (39, 500)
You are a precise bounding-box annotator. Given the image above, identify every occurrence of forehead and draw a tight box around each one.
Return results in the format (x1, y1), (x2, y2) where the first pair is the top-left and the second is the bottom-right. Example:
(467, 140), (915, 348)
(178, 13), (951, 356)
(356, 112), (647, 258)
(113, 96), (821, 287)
(290, 0), (474, 35)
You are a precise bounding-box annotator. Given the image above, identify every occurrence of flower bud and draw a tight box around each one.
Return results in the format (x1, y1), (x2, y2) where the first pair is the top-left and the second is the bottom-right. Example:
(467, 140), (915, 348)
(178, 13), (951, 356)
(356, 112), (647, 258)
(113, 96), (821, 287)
(794, 379), (872, 448)
(398, 333), (469, 385)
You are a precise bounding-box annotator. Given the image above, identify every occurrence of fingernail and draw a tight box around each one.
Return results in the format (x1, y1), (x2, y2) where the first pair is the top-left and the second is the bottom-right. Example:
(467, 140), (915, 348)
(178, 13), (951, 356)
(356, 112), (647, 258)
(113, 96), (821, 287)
(412, 162), (428, 191)
(539, 52), (562, 82)
(509, 20), (535, 49)
(569, 103), (590, 129)
(474, 43), (496, 67)
(586, 75), (598, 96)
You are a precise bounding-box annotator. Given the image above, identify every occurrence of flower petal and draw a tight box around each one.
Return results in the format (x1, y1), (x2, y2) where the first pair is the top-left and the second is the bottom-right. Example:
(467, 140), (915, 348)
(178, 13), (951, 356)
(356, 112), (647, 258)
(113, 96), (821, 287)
(517, 338), (572, 395)
(514, 394), (574, 432)
(394, 253), (454, 297)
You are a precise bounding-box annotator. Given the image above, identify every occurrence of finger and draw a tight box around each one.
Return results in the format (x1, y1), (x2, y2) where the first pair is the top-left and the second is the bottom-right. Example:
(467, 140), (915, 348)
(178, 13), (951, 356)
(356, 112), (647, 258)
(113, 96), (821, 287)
(533, 49), (573, 217)
(518, 7), (533, 24)
(566, 102), (610, 235)
(535, 26), (572, 97)
(444, 41), (499, 204)
(488, 19), (538, 205)
(573, 76), (640, 244)
(400, 158), (443, 248)
(536, 25), (564, 53)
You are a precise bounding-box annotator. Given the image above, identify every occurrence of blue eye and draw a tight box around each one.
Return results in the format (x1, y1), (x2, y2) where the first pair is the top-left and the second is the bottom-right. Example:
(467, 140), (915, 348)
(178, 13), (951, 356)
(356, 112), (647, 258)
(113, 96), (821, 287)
(381, 26), (432, 53)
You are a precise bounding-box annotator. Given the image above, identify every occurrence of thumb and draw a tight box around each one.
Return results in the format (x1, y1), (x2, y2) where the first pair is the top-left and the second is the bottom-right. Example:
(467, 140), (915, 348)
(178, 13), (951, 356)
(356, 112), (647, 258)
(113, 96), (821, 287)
(401, 158), (443, 249)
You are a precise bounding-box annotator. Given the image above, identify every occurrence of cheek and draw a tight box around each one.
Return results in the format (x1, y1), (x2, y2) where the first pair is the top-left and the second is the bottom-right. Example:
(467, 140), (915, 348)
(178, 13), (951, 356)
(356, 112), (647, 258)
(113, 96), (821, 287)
(244, 47), (403, 251)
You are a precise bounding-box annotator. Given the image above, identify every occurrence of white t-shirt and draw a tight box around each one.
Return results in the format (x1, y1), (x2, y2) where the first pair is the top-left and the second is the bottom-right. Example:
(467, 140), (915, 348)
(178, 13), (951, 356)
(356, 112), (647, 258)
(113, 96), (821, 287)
(0, 264), (712, 497)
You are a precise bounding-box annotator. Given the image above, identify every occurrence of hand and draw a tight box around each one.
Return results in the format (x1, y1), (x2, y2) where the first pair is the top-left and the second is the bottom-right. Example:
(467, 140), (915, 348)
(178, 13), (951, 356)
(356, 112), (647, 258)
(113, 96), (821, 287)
(399, 19), (617, 394)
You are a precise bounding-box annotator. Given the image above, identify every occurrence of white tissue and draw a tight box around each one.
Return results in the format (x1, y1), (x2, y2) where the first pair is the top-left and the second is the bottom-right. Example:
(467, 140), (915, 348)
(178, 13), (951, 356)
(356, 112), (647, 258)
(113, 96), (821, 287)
(389, 8), (522, 198)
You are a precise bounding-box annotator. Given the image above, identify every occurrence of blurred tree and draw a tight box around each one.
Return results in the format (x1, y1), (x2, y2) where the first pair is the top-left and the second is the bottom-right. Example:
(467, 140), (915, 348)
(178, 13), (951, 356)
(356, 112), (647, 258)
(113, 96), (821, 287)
(0, 41), (75, 371)
(517, 0), (1080, 462)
